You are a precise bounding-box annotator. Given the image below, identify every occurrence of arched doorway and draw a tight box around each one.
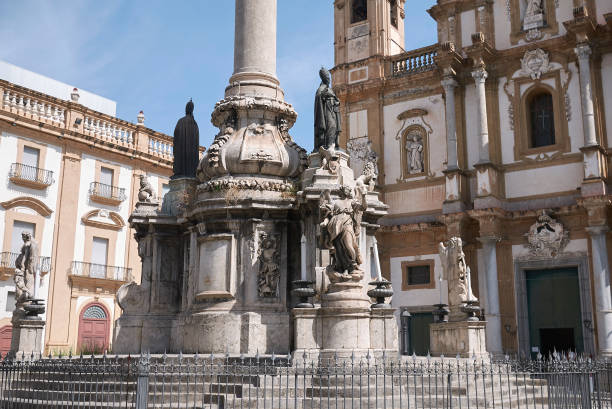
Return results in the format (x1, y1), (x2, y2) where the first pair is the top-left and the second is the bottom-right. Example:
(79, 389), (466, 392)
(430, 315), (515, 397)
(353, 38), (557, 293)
(0, 326), (12, 356)
(77, 303), (110, 354)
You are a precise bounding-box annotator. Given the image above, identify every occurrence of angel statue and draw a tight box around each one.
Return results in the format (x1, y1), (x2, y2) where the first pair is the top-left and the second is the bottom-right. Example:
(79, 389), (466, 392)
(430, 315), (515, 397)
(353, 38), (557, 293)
(525, 0), (543, 18)
(14, 231), (39, 308)
(319, 185), (367, 283)
(439, 237), (477, 307)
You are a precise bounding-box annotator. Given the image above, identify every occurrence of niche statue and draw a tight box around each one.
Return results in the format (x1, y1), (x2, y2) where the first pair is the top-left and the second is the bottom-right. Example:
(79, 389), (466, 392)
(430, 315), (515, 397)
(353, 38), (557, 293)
(172, 99), (200, 179)
(314, 67), (341, 150)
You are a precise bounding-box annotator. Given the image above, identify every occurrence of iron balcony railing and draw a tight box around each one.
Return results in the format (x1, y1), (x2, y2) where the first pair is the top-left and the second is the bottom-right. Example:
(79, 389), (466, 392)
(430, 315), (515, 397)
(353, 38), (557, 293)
(70, 261), (131, 281)
(9, 162), (54, 186)
(88, 181), (127, 202)
(390, 44), (438, 77)
(0, 353), (611, 408)
(0, 251), (51, 273)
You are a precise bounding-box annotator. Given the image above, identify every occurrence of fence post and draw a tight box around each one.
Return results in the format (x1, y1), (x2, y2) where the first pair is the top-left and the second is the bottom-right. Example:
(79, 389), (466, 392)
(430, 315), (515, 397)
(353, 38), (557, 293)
(135, 354), (150, 409)
(447, 372), (453, 409)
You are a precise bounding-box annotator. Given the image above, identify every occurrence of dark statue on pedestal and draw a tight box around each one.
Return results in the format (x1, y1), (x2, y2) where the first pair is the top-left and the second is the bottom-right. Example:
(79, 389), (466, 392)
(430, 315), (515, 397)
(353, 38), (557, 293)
(172, 99), (200, 179)
(314, 67), (341, 150)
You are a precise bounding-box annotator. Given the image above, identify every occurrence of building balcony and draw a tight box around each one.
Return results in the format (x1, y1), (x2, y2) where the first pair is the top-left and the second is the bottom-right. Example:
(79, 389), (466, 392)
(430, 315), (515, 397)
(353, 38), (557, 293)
(89, 182), (126, 206)
(69, 261), (131, 283)
(9, 163), (55, 190)
(0, 252), (51, 280)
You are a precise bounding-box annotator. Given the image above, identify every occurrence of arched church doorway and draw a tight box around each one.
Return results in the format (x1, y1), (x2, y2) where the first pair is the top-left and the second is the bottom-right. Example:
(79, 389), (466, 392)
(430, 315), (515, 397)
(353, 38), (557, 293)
(0, 326), (12, 356)
(77, 303), (110, 354)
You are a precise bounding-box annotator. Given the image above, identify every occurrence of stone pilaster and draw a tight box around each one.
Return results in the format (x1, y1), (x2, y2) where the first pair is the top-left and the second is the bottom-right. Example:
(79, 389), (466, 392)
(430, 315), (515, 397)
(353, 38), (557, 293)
(469, 208), (506, 356)
(579, 196), (612, 356)
(442, 76), (459, 170)
(472, 67), (490, 164)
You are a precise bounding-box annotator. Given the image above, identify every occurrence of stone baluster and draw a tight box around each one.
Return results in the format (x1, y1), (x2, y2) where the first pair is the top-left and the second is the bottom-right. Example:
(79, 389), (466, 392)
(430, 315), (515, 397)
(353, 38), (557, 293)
(10, 93), (17, 109)
(59, 108), (65, 124)
(472, 67), (490, 163)
(3, 91), (9, 107)
(25, 98), (31, 114)
(575, 44), (597, 147)
(38, 102), (45, 118)
(17, 95), (25, 114)
(31, 100), (38, 118)
(45, 104), (52, 121)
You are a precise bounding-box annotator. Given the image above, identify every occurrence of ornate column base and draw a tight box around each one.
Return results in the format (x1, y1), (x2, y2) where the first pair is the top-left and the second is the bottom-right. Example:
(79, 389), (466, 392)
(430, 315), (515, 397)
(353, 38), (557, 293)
(580, 145), (607, 197)
(160, 177), (197, 216)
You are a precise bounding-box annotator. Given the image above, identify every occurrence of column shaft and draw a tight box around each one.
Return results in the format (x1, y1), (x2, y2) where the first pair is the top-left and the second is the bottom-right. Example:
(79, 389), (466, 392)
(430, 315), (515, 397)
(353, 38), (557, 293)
(575, 44), (597, 147)
(442, 76), (458, 170)
(233, 0), (277, 78)
(587, 227), (612, 355)
(482, 238), (503, 355)
(472, 68), (490, 163)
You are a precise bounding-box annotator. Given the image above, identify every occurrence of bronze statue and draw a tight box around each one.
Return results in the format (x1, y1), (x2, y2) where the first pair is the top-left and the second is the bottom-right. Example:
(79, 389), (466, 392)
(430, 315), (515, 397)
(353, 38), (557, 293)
(14, 232), (38, 307)
(314, 67), (341, 150)
(319, 186), (367, 282)
(172, 99), (200, 179)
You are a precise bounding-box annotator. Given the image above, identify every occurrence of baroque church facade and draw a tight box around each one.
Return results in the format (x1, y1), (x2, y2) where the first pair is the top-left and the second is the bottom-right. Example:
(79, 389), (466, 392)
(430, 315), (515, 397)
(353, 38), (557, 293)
(332, 0), (612, 357)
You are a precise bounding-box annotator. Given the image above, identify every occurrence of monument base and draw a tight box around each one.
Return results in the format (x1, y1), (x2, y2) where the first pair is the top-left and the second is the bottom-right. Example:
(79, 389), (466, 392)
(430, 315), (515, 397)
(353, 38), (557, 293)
(429, 320), (487, 358)
(293, 305), (398, 361)
(161, 177), (197, 216)
(10, 316), (45, 357)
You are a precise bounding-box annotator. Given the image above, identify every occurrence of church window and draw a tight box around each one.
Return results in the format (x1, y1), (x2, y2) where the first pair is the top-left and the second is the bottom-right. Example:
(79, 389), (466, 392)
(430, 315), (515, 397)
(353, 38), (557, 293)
(390, 0), (398, 28)
(351, 0), (367, 24)
(401, 260), (435, 290)
(529, 91), (555, 148)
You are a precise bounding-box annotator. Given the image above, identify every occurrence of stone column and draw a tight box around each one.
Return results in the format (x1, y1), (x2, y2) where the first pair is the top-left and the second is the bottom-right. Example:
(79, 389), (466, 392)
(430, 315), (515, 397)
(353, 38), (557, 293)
(229, 0), (280, 97)
(586, 226), (612, 356)
(479, 236), (503, 355)
(472, 68), (490, 163)
(442, 76), (458, 170)
(575, 44), (597, 147)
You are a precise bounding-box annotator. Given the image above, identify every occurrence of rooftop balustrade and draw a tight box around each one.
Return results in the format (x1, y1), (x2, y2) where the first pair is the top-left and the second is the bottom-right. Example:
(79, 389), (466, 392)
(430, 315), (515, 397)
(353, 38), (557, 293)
(390, 44), (438, 77)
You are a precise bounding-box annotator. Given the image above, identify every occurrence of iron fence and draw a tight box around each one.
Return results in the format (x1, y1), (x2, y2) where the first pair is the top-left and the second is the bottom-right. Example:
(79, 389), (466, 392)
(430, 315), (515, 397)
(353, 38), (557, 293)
(70, 261), (132, 282)
(0, 352), (611, 408)
(89, 182), (127, 202)
(9, 163), (54, 186)
(0, 252), (52, 274)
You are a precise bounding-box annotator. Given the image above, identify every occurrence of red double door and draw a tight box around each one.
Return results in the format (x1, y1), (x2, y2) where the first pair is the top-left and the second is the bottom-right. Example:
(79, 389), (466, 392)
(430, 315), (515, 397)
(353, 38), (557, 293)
(0, 326), (12, 356)
(77, 304), (110, 353)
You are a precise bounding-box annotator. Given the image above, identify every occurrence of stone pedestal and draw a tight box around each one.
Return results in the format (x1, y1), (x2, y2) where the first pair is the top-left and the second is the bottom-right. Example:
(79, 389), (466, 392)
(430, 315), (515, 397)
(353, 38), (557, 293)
(429, 321), (487, 358)
(10, 316), (45, 357)
(523, 14), (544, 31)
(161, 177), (197, 216)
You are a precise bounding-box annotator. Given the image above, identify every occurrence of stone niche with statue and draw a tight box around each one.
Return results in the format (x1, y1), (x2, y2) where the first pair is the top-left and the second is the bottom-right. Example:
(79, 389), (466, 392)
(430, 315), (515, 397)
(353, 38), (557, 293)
(429, 237), (487, 358)
(113, 0), (396, 358)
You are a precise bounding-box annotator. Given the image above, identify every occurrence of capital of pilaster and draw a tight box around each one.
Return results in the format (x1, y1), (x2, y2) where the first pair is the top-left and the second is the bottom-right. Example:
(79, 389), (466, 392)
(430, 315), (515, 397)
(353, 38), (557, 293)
(574, 43), (592, 60)
(477, 235), (502, 244)
(471, 68), (488, 83)
(441, 76), (458, 90)
(577, 195), (611, 228)
(585, 225), (609, 237)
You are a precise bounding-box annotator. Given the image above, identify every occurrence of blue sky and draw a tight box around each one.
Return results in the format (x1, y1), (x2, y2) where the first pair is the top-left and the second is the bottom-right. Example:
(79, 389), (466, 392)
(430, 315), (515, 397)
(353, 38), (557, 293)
(0, 1), (437, 151)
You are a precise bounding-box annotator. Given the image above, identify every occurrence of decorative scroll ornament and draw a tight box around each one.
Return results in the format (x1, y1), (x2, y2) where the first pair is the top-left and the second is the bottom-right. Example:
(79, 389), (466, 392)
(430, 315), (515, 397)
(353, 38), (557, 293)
(525, 210), (569, 257)
(520, 49), (550, 80)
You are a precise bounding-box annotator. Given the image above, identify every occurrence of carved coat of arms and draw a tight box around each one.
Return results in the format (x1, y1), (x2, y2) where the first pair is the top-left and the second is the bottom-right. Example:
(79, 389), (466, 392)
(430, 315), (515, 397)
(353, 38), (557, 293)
(525, 211), (568, 258)
(520, 49), (550, 80)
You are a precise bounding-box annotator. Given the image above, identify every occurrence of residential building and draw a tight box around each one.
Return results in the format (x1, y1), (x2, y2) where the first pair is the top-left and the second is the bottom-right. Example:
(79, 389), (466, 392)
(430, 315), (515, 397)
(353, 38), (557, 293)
(0, 62), (174, 355)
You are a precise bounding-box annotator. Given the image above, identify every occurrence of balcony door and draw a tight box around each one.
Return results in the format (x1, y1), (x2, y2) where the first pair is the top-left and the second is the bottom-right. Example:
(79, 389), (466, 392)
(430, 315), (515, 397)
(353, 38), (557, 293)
(90, 237), (109, 279)
(11, 221), (36, 255)
(99, 167), (114, 198)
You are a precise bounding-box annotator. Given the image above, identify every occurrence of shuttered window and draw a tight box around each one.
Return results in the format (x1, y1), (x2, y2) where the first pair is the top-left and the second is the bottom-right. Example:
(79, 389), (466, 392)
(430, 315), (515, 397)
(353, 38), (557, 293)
(22, 146), (40, 168)
(11, 221), (35, 254)
(91, 237), (109, 278)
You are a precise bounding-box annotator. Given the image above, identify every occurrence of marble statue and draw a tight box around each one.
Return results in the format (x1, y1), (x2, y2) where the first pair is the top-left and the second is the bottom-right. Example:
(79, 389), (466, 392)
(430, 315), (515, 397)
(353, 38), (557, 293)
(525, 0), (543, 17)
(258, 235), (280, 298)
(319, 185), (367, 282)
(314, 67), (341, 150)
(172, 99), (200, 179)
(439, 237), (477, 306)
(406, 134), (424, 174)
(356, 141), (378, 192)
(137, 175), (155, 202)
(14, 232), (38, 306)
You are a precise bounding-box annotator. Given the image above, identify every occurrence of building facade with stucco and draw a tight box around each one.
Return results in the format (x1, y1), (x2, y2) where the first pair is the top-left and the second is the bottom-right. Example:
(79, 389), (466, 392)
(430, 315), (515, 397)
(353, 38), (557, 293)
(333, 0), (612, 357)
(0, 62), (174, 355)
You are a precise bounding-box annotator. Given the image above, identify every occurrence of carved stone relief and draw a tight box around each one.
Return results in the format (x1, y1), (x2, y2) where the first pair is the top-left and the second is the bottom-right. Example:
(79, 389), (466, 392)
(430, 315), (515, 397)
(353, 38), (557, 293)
(257, 233), (280, 298)
(524, 210), (569, 258)
(520, 49), (550, 80)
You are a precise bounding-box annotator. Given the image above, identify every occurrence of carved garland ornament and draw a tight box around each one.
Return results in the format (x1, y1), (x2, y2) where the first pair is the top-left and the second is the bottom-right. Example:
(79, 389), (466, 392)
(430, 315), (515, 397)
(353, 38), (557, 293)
(198, 178), (295, 193)
(524, 210), (569, 258)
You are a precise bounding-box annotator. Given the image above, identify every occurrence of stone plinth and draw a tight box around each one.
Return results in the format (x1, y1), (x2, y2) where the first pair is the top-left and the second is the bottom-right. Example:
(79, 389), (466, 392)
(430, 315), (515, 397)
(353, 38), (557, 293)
(429, 321), (487, 358)
(161, 177), (197, 216)
(523, 14), (544, 31)
(10, 316), (45, 357)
